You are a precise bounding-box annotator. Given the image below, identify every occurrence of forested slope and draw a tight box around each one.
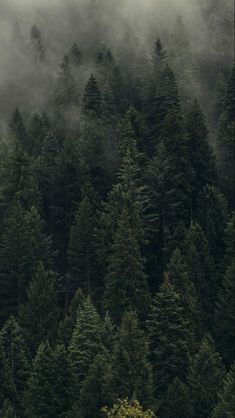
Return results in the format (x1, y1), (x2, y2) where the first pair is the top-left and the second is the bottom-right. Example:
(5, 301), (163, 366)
(0, 0), (234, 417)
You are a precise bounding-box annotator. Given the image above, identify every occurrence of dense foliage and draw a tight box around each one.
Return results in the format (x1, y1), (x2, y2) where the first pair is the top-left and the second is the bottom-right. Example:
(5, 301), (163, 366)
(0, 1), (234, 416)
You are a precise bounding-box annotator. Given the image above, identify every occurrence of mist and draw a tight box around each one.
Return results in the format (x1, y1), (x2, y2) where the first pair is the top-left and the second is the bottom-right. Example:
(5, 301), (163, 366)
(0, 0), (234, 131)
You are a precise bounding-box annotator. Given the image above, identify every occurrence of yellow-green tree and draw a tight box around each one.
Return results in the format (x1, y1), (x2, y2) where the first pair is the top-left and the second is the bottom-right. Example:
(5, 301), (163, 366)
(103, 399), (155, 418)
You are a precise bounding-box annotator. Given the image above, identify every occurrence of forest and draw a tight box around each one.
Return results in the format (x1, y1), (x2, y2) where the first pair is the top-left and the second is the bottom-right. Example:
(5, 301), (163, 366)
(0, 0), (234, 417)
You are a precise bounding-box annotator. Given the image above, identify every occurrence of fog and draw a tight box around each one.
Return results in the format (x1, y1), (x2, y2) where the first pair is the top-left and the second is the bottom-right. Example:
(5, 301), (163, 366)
(0, 0), (234, 130)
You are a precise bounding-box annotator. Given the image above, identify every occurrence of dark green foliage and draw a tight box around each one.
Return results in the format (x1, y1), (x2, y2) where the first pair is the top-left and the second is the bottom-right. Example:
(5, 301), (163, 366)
(0, 345), (15, 409)
(67, 191), (98, 295)
(24, 342), (74, 418)
(10, 108), (27, 149)
(186, 100), (216, 208)
(54, 55), (78, 108)
(159, 377), (194, 418)
(197, 185), (228, 267)
(217, 65), (235, 207)
(211, 363), (235, 418)
(104, 207), (150, 323)
(0, 203), (52, 323)
(79, 354), (114, 418)
(0, 316), (29, 410)
(19, 264), (60, 352)
(69, 296), (104, 387)
(0, 400), (17, 418)
(188, 336), (226, 418)
(165, 248), (201, 338)
(113, 311), (154, 408)
(147, 278), (191, 397)
(148, 108), (192, 264)
(0, 9), (233, 417)
(214, 261), (235, 366)
(184, 223), (216, 323)
(83, 74), (101, 117)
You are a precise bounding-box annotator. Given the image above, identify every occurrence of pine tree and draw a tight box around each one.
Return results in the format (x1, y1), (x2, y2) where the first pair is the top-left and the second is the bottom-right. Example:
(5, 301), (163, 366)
(29, 25), (46, 64)
(0, 203), (52, 323)
(83, 74), (101, 117)
(184, 222), (216, 325)
(79, 353), (115, 418)
(69, 43), (82, 66)
(197, 185), (228, 269)
(148, 108), (192, 264)
(67, 192), (98, 295)
(27, 111), (51, 157)
(152, 38), (167, 75)
(147, 278), (191, 397)
(10, 107), (28, 150)
(54, 55), (78, 108)
(188, 336), (226, 418)
(0, 316), (29, 410)
(59, 288), (86, 345)
(159, 377), (194, 418)
(214, 261), (235, 366)
(69, 296), (103, 387)
(186, 99), (216, 210)
(165, 248), (201, 339)
(217, 65), (235, 208)
(24, 342), (74, 418)
(19, 263), (60, 353)
(0, 145), (40, 210)
(113, 311), (154, 408)
(150, 64), (181, 140)
(211, 363), (235, 418)
(0, 345), (15, 410)
(79, 117), (110, 198)
(104, 207), (150, 323)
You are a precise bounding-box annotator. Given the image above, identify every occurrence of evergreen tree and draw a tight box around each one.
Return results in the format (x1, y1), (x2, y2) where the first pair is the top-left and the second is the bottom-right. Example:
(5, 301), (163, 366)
(0, 203), (52, 323)
(54, 55), (78, 108)
(188, 336), (226, 418)
(152, 38), (167, 75)
(10, 107), (28, 150)
(211, 363), (235, 418)
(59, 288), (86, 345)
(67, 191), (98, 295)
(69, 296), (103, 387)
(214, 261), (235, 366)
(184, 222), (216, 324)
(29, 25), (46, 64)
(113, 311), (154, 408)
(165, 248), (201, 338)
(0, 145), (40, 210)
(150, 64), (181, 140)
(217, 65), (235, 208)
(79, 353), (115, 418)
(0, 345), (15, 410)
(148, 108), (192, 264)
(69, 43), (82, 66)
(82, 74), (101, 117)
(0, 316), (29, 410)
(197, 185), (228, 268)
(159, 377), (194, 418)
(24, 342), (74, 418)
(147, 278), (191, 397)
(186, 99), (216, 210)
(104, 207), (150, 323)
(19, 263), (60, 352)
